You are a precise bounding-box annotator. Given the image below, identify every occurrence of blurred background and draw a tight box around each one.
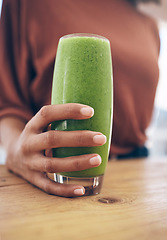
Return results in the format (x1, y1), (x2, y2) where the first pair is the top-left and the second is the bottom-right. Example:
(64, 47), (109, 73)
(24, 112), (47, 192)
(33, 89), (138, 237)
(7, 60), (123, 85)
(138, 0), (167, 156)
(0, 0), (167, 163)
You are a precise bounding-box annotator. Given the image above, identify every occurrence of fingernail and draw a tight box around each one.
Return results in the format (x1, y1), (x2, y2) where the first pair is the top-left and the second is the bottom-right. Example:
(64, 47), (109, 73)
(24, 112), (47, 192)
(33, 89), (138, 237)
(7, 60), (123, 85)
(80, 107), (94, 117)
(89, 155), (102, 166)
(74, 188), (85, 196)
(93, 134), (107, 145)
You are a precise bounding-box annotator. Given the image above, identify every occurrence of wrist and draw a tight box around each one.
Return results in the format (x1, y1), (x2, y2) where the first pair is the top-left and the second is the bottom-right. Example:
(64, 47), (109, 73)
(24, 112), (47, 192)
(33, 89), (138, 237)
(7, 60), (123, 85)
(0, 117), (25, 151)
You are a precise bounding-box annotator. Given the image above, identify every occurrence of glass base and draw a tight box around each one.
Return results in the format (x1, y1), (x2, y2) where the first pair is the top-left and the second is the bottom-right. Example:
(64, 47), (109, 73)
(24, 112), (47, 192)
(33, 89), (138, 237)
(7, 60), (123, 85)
(54, 174), (104, 196)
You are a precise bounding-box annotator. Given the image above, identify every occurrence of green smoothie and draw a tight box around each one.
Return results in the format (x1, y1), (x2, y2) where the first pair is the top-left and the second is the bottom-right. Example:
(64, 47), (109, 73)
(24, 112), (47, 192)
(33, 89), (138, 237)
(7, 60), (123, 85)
(51, 34), (113, 178)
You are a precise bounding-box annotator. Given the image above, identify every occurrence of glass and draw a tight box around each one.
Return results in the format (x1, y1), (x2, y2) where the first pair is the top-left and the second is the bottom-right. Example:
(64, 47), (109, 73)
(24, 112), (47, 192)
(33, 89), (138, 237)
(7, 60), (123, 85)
(51, 33), (113, 195)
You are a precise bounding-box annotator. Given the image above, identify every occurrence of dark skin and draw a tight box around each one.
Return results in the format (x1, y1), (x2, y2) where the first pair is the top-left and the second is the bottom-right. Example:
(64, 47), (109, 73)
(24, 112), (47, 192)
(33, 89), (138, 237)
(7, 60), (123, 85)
(0, 104), (106, 197)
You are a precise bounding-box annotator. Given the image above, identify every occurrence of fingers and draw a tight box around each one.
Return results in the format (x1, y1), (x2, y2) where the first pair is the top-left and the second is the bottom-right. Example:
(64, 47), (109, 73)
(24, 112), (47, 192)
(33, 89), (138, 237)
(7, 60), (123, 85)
(28, 130), (107, 152)
(26, 171), (85, 197)
(26, 103), (94, 133)
(26, 154), (102, 173)
(19, 103), (105, 198)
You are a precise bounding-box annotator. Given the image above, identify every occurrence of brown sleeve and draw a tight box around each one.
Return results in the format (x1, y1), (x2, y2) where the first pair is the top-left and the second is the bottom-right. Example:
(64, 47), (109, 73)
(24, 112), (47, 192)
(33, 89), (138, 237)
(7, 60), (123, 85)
(146, 15), (160, 55)
(0, 0), (34, 123)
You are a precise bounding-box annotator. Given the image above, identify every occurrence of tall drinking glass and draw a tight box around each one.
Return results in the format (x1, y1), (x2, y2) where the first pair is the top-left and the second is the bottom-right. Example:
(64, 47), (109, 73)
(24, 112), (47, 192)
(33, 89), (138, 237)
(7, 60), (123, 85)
(51, 33), (113, 195)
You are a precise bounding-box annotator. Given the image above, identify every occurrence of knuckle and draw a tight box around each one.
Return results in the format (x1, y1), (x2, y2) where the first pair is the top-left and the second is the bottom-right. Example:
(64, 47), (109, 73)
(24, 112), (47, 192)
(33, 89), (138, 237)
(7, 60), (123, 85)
(24, 118), (36, 133)
(44, 159), (53, 173)
(65, 103), (73, 115)
(45, 131), (57, 147)
(75, 131), (91, 145)
(24, 122), (31, 132)
(39, 105), (49, 119)
(76, 134), (84, 145)
(43, 181), (51, 194)
(65, 103), (79, 115)
(20, 140), (29, 155)
(55, 184), (71, 197)
(73, 159), (82, 171)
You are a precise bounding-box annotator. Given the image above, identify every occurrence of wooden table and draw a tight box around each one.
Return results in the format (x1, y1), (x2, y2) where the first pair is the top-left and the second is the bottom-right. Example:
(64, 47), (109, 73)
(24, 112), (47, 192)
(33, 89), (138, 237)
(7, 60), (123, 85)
(0, 158), (167, 240)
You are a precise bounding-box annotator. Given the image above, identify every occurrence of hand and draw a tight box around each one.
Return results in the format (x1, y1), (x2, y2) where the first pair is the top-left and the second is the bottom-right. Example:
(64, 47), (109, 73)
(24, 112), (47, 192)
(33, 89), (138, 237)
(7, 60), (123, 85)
(6, 104), (106, 197)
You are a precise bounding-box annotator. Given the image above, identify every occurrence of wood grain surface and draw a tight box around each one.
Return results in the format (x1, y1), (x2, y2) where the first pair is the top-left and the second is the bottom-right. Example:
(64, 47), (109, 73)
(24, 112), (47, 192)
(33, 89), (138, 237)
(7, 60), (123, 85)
(0, 158), (167, 240)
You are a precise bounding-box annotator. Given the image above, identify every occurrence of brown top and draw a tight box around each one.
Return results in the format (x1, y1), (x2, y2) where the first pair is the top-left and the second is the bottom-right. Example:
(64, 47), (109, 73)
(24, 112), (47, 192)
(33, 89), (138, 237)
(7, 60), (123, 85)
(0, 0), (160, 155)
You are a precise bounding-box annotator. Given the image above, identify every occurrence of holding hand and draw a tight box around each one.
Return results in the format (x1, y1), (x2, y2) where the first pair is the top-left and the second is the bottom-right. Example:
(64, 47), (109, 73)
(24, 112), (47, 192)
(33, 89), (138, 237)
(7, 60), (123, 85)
(5, 104), (106, 197)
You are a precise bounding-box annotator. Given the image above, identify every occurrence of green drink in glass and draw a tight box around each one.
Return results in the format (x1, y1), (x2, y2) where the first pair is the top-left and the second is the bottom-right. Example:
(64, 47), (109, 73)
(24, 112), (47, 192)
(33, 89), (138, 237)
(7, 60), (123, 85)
(51, 33), (113, 195)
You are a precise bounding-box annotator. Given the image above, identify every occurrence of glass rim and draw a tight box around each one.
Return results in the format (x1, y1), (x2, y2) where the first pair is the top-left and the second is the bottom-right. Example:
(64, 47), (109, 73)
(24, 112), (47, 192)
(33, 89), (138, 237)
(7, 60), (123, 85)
(59, 33), (110, 43)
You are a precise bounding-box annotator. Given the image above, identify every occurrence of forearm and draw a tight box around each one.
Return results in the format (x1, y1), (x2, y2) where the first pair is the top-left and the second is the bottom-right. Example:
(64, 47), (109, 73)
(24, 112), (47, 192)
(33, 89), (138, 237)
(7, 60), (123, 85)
(0, 116), (26, 151)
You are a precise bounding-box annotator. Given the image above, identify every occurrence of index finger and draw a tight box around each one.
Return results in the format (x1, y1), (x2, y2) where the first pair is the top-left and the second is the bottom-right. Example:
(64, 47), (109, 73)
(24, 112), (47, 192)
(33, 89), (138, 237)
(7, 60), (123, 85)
(26, 103), (94, 133)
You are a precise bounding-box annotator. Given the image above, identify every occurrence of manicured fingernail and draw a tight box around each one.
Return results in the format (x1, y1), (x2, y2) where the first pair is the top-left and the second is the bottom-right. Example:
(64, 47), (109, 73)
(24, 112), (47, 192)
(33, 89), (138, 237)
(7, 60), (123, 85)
(93, 134), (107, 145)
(80, 107), (94, 117)
(89, 155), (102, 166)
(74, 188), (85, 196)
